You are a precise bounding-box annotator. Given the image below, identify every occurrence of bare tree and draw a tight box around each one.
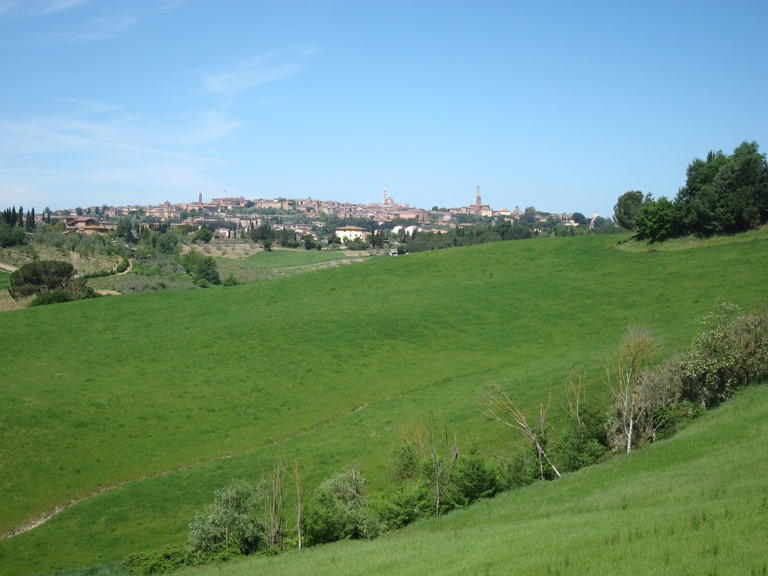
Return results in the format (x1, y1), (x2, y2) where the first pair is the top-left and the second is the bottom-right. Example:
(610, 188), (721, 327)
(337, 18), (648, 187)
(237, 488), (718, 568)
(292, 459), (303, 550)
(426, 417), (459, 515)
(399, 418), (459, 515)
(563, 370), (587, 426)
(481, 382), (560, 479)
(605, 326), (655, 453)
(259, 461), (287, 550)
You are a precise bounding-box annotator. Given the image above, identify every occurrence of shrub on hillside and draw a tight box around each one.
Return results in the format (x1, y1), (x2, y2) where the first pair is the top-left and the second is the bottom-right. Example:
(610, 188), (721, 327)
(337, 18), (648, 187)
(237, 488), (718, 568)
(9, 260), (75, 298)
(188, 480), (262, 557)
(0, 223), (26, 247)
(679, 301), (768, 407)
(303, 465), (379, 545)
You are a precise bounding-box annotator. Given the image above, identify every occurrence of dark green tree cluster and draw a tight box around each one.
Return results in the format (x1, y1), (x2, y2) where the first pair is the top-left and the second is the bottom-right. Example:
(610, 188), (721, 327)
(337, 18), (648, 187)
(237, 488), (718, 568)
(8, 260), (97, 305)
(1, 206), (34, 247)
(179, 252), (221, 287)
(616, 141), (768, 242)
(398, 220), (535, 253)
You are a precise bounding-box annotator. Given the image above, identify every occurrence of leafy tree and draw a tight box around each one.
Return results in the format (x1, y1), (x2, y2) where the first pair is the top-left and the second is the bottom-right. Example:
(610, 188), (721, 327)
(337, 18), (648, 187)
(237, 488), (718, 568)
(679, 301), (768, 408)
(25, 208), (35, 231)
(9, 260), (76, 299)
(304, 465), (377, 545)
(635, 196), (678, 242)
(156, 229), (180, 255)
(180, 252), (221, 286)
(188, 480), (262, 556)
(571, 212), (587, 226)
(613, 190), (645, 230)
(193, 226), (214, 243)
(0, 223), (26, 247)
(115, 217), (133, 238)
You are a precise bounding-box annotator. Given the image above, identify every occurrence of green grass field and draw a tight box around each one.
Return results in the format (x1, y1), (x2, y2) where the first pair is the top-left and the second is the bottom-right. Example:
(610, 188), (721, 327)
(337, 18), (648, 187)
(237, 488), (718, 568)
(0, 230), (766, 574)
(177, 382), (768, 576)
(0, 269), (9, 290)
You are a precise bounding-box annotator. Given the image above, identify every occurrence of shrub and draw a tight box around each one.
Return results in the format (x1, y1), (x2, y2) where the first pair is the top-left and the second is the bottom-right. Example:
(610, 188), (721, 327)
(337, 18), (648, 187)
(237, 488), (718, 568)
(188, 480), (262, 556)
(303, 465), (379, 545)
(9, 260), (75, 298)
(679, 301), (768, 407)
(29, 289), (73, 306)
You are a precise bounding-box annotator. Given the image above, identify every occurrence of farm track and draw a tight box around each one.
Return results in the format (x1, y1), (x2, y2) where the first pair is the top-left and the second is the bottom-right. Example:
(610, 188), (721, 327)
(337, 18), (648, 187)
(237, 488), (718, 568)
(0, 402), (375, 541)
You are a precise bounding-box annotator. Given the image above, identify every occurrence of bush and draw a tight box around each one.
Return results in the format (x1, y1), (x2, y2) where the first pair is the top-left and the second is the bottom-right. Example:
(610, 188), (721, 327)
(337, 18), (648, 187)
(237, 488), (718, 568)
(188, 480), (262, 556)
(9, 260), (75, 298)
(0, 223), (26, 247)
(304, 466), (378, 545)
(179, 252), (221, 285)
(30, 289), (73, 306)
(679, 301), (768, 407)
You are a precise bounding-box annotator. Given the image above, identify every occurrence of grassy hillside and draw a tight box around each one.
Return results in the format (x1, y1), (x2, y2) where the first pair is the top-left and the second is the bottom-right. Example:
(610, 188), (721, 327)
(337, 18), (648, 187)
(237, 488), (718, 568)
(0, 230), (766, 574)
(180, 382), (768, 576)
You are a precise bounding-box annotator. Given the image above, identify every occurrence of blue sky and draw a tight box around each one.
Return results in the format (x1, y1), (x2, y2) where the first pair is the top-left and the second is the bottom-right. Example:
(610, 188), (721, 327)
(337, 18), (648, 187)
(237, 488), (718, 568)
(0, 0), (766, 217)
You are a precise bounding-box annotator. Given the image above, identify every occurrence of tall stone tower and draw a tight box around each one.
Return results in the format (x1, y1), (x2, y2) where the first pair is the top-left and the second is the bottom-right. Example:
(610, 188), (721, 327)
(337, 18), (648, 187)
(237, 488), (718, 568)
(476, 185), (481, 207)
(198, 193), (203, 205)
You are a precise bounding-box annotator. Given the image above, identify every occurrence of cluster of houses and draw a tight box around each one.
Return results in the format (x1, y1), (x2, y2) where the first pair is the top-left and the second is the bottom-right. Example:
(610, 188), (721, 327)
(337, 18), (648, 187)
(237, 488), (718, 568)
(53, 188), (591, 241)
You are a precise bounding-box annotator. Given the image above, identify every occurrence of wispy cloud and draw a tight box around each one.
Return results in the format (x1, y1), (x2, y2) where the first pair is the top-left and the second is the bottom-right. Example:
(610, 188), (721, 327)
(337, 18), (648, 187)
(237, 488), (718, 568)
(0, 100), (234, 207)
(0, 1), (21, 17)
(35, 0), (91, 16)
(3, 0), (190, 44)
(204, 56), (298, 95)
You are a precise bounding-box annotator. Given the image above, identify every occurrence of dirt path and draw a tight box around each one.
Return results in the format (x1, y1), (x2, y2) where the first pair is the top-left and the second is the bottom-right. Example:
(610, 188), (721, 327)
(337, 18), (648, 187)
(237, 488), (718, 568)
(0, 400), (372, 541)
(0, 262), (18, 273)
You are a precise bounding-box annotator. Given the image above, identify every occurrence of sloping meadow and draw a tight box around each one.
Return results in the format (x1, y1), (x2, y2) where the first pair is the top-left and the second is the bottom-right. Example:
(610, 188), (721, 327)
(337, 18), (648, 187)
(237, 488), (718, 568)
(0, 231), (766, 574)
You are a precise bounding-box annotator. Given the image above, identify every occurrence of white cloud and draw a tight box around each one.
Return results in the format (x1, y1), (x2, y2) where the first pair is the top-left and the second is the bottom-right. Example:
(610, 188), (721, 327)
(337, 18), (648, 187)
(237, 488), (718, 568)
(35, 0), (91, 16)
(0, 100), (235, 208)
(204, 57), (298, 95)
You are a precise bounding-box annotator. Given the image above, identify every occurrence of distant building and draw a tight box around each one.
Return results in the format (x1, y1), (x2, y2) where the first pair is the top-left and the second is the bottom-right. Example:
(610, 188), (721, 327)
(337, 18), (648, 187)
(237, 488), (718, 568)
(335, 226), (368, 242)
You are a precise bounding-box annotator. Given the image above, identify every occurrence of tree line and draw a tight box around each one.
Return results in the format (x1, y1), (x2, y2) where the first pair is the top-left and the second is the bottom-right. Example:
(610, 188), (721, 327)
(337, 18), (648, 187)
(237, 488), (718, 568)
(0, 206), (36, 247)
(124, 300), (768, 574)
(614, 141), (768, 242)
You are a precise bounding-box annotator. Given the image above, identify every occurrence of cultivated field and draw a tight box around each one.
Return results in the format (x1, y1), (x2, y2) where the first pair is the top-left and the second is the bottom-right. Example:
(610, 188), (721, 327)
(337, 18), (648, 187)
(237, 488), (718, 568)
(0, 229), (766, 574)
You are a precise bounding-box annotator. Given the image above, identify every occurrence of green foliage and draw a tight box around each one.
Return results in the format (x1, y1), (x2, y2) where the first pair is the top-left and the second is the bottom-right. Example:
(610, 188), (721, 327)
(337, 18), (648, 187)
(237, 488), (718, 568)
(29, 289), (73, 306)
(193, 227), (214, 243)
(635, 196), (679, 242)
(188, 480), (261, 556)
(613, 190), (646, 230)
(156, 230), (180, 255)
(553, 402), (608, 472)
(115, 217), (133, 239)
(345, 237), (369, 251)
(304, 466), (378, 545)
(679, 301), (768, 407)
(676, 142), (768, 236)
(179, 251), (221, 286)
(0, 223), (26, 247)
(123, 545), (194, 575)
(9, 260), (75, 298)
(627, 141), (768, 242)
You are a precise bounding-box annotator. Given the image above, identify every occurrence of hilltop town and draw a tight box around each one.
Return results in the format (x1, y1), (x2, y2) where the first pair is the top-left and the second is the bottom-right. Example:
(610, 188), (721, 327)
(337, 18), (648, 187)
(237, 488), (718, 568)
(45, 187), (598, 240)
